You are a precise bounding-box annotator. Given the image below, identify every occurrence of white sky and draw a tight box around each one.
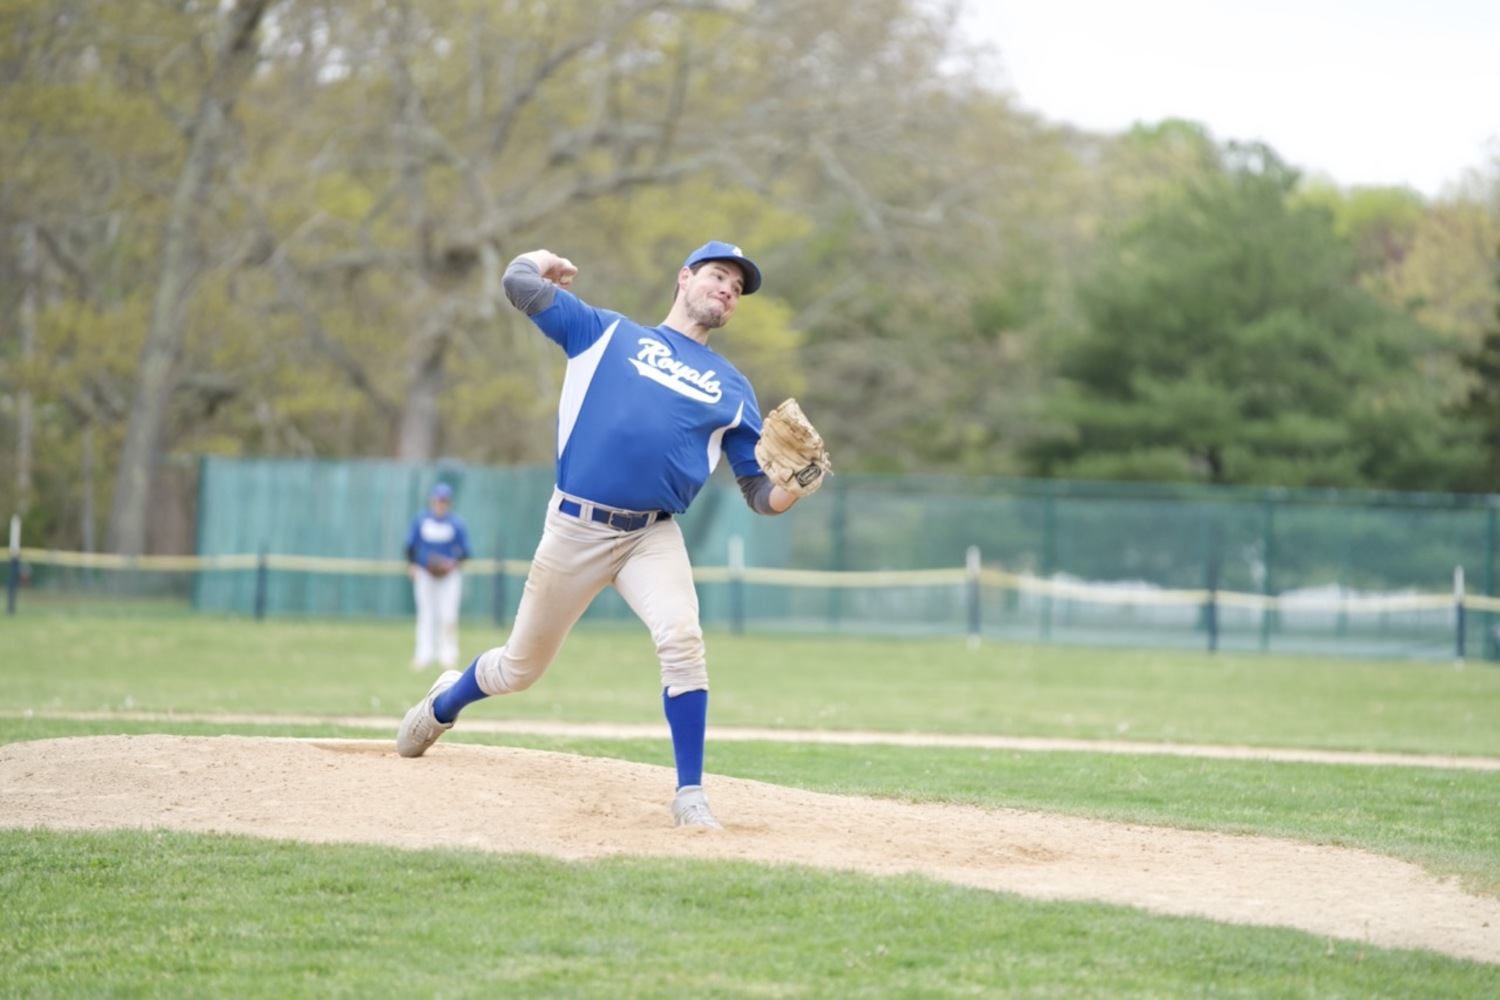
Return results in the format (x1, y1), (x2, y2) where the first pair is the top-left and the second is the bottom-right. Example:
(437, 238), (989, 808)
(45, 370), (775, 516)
(960, 0), (1500, 196)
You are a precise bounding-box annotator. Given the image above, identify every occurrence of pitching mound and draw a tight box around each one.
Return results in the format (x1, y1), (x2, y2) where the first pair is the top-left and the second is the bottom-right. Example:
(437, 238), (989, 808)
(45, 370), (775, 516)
(2, 734), (1497, 964)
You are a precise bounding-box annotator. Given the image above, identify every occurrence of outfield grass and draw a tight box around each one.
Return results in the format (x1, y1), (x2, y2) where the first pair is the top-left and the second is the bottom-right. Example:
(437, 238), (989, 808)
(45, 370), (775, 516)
(5, 831), (1494, 999)
(3, 610), (1499, 996)
(5, 610), (1497, 754)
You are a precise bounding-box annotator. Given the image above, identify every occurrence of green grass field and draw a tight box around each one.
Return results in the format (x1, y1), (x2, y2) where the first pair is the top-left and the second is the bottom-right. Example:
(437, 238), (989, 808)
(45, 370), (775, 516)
(3, 608), (1499, 997)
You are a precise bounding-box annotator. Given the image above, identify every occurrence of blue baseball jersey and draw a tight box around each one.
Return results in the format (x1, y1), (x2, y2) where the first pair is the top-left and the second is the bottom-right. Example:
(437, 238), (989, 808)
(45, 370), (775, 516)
(405, 510), (471, 566)
(528, 289), (765, 513)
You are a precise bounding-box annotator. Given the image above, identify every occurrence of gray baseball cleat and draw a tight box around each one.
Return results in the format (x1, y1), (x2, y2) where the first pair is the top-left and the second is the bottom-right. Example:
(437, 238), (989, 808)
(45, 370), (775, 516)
(397, 669), (462, 758)
(671, 785), (723, 829)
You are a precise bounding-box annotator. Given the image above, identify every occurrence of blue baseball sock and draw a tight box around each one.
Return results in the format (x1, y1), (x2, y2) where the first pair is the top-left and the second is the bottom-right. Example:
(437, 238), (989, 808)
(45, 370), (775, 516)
(432, 658), (487, 724)
(662, 688), (708, 789)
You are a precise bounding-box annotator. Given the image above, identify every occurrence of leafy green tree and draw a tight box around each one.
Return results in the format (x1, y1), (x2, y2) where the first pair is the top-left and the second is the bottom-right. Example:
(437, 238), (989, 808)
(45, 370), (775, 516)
(767, 81), (1073, 475)
(1452, 243), (1500, 489)
(1025, 143), (1456, 489)
(228, 0), (1012, 468)
(1373, 198), (1500, 383)
(108, 0), (270, 557)
(1296, 181), (1427, 281)
(1, 0), (196, 549)
(4, 0), (1036, 549)
(9, 0), (1493, 556)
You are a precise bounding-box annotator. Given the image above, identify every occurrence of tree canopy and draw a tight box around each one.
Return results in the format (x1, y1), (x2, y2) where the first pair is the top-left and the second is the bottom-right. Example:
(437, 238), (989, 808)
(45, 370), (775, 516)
(1025, 142), (1488, 490)
(2, 0), (1498, 553)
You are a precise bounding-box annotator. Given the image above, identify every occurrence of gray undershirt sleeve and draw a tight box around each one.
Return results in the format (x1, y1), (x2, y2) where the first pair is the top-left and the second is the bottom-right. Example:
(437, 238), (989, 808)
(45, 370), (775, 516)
(503, 257), (558, 315)
(737, 474), (784, 516)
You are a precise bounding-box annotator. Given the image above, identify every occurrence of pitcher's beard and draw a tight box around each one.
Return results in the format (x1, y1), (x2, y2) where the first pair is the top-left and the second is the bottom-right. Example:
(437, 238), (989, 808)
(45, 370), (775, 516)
(684, 294), (729, 330)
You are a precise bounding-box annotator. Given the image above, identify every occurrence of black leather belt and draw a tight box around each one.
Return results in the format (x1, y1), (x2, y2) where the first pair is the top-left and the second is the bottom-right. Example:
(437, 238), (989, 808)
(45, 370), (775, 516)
(558, 498), (672, 532)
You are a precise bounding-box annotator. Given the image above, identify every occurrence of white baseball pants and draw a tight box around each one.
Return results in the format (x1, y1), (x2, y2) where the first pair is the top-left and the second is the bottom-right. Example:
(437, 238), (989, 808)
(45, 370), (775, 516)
(412, 568), (463, 668)
(473, 492), (707, 697)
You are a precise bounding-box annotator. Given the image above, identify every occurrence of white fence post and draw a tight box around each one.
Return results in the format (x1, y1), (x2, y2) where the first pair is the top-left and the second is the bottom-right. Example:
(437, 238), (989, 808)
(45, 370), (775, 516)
(729, 534), (745, 635)
(966, 545), (981, 651)
(7, 514), (19, 615)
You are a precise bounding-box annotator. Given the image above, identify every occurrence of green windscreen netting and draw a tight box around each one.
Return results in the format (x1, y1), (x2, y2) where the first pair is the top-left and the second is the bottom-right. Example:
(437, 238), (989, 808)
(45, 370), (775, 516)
(168, 457), (1500, 662)
(13, 457), (1493, 662)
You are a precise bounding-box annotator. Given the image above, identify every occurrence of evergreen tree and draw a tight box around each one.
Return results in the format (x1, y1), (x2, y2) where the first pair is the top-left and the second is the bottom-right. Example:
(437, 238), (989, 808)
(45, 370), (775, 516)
(1026, 142), (1452, 489)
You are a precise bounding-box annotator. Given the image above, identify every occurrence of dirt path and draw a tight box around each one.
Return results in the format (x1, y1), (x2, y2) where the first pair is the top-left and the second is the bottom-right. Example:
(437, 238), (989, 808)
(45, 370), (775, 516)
(2, 732), (1498, 965)
(15, 710), (1500, 770)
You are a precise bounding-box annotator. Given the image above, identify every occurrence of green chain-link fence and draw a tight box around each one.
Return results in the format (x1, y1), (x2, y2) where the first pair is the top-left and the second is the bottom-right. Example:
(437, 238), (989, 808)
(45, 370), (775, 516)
(9, 457), (1499, 662)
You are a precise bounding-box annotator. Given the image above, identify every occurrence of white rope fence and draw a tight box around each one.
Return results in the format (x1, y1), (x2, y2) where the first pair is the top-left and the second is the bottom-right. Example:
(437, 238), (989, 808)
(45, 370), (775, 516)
(9, 525), (1497, 662)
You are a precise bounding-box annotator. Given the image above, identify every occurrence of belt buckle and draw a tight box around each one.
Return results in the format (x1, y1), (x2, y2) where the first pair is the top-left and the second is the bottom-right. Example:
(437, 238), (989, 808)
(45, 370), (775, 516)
(606, 508), (640, 531)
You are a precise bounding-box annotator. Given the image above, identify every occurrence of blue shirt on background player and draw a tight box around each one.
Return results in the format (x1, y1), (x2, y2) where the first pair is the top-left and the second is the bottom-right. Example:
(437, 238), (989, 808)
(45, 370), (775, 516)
(403, 482), (470, 576)
(395, 240), (812, 830)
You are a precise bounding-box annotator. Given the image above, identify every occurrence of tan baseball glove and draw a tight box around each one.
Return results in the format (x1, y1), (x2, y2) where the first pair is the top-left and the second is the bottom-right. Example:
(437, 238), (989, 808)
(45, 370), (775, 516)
(424, 554), (455, 578)
(755, 398), (832, 497)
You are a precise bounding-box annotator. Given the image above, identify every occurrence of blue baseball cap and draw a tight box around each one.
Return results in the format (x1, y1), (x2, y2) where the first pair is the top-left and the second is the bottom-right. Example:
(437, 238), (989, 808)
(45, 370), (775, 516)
(682, 241), (762, 295)
(430, 483), (453, 501)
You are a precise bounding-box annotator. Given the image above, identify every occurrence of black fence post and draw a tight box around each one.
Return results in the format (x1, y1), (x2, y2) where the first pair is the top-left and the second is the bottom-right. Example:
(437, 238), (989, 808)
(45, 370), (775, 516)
(1206, 591), (1219, 653)
(1205, 524), (1221, 653)
(1485, 503), (1497, 662)
(254, 547), (268, 621)
(1455, 566), (1466, 667)
(829, 479), (847, 629)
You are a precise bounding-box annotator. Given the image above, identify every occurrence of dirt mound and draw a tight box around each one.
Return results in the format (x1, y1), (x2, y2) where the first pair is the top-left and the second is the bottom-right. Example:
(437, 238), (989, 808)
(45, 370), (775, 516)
(2, 734), (1496, 964)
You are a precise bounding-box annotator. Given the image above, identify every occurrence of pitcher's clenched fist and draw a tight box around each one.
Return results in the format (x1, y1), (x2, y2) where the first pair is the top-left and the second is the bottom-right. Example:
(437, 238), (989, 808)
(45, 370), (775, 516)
(516, 249), (577, 288)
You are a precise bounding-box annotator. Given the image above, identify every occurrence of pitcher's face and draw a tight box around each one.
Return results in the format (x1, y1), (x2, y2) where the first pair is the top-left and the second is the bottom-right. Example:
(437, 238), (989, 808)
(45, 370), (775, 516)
(678, 261), (746, 329)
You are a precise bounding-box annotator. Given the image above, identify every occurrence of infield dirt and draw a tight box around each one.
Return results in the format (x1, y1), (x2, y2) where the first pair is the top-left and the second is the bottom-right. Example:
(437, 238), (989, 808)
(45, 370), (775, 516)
(2, 732), (1498, 965)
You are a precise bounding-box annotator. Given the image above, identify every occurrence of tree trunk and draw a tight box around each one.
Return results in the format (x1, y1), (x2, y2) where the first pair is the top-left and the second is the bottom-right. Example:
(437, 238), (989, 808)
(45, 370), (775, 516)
(106, 0), (268, 556)
(395, 317), (451, 462)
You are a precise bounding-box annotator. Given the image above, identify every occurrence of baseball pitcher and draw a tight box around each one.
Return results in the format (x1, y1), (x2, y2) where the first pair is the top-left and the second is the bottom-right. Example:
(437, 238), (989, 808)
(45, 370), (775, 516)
(396, 240), (831, 828)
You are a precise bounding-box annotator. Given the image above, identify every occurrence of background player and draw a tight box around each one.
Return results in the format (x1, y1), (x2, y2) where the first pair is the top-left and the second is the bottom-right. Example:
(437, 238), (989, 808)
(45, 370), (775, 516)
(404, 482), (471, 671)
(396, 240), (812, 828)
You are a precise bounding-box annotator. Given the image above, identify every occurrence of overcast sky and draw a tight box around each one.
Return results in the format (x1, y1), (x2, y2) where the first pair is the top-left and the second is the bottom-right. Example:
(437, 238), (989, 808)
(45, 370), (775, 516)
(960, 0), (1500, 197)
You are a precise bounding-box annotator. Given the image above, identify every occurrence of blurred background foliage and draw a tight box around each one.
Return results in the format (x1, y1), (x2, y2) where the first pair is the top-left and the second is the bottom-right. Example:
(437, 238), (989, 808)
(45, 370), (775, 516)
(2, 0), (1499, 555)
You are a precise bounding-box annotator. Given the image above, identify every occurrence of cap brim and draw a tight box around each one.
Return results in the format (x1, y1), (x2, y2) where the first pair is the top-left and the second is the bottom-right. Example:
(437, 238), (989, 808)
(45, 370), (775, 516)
(701, 257), (761, 295)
